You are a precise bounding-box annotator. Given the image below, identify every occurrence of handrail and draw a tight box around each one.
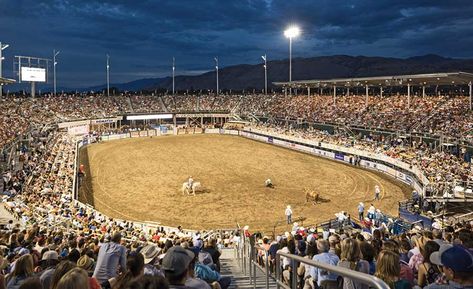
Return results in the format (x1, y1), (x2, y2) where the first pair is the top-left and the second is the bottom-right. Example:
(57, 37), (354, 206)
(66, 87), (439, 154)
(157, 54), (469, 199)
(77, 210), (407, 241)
(276, 252), (390, 289)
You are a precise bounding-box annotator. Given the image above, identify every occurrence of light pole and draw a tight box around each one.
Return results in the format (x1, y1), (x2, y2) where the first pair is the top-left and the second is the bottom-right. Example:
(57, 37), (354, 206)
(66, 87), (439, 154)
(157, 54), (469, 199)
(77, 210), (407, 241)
(53, 49), (60, 96)
(262, 54), (267, 95)
(106, 54), (110, 96)
(0, 42), (9, 98)
(215, 57), (219, 95)
(284, 26), (300, 95)
(172, 57), (175, 95)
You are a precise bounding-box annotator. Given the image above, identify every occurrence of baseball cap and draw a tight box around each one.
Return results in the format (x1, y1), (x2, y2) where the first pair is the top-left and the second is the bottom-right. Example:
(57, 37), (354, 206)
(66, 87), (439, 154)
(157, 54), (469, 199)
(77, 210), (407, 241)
(430, 244), (473, 273)
(162, 246), (195, 275)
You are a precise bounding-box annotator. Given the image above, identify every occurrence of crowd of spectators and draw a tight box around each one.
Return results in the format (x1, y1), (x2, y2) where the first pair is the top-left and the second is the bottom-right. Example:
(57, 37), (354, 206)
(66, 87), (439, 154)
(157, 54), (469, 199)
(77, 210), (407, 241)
(250, 218), (473, 289)
(2, 93), (473, 149)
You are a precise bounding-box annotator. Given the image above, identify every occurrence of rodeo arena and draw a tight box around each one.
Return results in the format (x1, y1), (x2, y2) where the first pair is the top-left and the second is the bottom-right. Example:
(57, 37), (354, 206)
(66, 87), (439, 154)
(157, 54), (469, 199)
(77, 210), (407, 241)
(3, 47), (473, 289)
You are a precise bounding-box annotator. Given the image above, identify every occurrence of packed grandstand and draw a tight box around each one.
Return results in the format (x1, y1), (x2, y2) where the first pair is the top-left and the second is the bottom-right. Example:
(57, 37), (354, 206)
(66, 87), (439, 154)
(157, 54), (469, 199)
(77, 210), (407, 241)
(2, 88), (473, 289)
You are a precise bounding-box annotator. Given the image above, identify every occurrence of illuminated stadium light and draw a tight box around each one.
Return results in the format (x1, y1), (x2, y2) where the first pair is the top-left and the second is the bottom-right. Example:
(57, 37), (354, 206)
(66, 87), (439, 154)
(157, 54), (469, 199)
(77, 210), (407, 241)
(284, 26), (301, 38)
(53, 49), (60, 96)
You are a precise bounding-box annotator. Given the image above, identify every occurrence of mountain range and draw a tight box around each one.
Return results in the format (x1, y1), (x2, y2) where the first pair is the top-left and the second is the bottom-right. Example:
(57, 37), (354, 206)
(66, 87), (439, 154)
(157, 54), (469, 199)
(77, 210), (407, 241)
(15, 54), (473, 93)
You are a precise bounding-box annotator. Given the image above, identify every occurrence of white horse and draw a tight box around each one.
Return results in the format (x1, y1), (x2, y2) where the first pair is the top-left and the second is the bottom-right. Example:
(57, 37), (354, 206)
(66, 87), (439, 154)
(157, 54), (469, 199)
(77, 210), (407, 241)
(181, 182), (202, 196)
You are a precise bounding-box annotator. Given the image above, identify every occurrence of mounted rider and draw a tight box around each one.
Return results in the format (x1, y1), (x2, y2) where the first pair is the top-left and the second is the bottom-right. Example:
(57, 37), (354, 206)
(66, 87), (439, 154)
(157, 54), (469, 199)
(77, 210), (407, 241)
(265, 178), (273, 188)
(187, 176), (194, 190)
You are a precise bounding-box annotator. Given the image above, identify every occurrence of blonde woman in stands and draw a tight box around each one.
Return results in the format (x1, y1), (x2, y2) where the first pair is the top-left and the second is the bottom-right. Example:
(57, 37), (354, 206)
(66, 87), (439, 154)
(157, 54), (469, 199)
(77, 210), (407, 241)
(375, 250), (412, 289)
(56, 267), (90, 289)
(5, 254), (34, 289)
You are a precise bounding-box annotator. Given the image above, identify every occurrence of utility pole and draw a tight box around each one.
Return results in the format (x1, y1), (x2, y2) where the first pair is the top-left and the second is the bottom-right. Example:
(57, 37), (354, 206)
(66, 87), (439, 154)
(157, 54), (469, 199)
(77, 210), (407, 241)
(53, 49), (60, 96)
(172, 57), (175, 95)
(262, 54), (267, 95)
(0, 42), (9, 98)
(215, 57), (219, 96)
(106, 54), (110, 96)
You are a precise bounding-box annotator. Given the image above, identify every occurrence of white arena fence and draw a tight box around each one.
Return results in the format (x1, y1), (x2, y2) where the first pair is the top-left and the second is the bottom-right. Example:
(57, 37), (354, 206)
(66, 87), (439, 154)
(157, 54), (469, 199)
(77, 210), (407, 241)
(73, 126), (427, 233)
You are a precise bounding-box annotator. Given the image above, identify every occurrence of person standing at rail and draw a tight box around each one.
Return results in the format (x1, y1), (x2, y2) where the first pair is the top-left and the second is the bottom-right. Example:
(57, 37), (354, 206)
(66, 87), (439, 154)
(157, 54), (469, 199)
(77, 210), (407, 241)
(358, 202), (365, 221)
(285, 205), (293, 224)
(374, 185), (381, 201)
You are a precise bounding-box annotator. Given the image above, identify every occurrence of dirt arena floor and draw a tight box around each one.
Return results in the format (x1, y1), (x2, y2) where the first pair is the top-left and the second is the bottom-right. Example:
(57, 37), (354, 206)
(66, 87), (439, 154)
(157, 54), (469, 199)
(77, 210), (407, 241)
(79, 134), (411, 233)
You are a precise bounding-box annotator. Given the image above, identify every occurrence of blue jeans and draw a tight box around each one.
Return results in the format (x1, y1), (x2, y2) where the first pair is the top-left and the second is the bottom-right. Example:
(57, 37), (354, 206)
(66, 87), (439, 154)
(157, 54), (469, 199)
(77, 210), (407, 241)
(218, 276), (231, 289)
(287, 215), (292, 224)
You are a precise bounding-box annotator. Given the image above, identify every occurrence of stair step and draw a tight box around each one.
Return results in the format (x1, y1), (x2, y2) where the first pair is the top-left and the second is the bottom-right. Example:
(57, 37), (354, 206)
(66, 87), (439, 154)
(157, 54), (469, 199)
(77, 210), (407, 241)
(219, 248), (278, 289)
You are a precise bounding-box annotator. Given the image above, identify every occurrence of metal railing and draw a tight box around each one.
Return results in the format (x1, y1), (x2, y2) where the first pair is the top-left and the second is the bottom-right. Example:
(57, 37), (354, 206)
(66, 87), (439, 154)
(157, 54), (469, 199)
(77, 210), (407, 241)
(275, 252), (390, 289)
(236, 235), (390, 289)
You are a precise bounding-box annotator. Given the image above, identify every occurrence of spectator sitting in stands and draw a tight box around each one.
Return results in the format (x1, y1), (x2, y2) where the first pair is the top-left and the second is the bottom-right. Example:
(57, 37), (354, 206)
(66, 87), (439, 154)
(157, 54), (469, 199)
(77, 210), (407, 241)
(93, 232), (127, 287)
(337, 238), (370, 289)
(375, 250), (412, 289)
(38, 250), (60, 289)
(310, 239), (340, 288)
(426, 244), (473, 289)
(113, 253), (145, 289)
(140, 244), (163, 277)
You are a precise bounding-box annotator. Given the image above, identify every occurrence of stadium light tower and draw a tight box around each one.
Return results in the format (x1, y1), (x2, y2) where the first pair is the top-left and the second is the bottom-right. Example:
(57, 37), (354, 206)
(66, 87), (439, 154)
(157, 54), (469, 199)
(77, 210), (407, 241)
(106, 54), (110, 96)
(172, 57), (175, 95)
(284, 25), (300, 95)
(262, 54), (267, 95)
(53, 49), (60, 96)
(0, 42), (9, 98)
(215, 57), (219, 96)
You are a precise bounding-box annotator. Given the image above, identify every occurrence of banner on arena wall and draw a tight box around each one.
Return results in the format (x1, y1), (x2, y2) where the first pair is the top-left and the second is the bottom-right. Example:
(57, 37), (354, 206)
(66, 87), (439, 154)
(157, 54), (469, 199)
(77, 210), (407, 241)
(58, 120), (90, 128)
(268, 136), (273, 143)
(127, 114), (173, 120)
(176, 113), (230, 118)
(130, 131), (140, 138)
(334, 153), (344, 161)
(68, 124), (89, 135)
(405, 175), (413, 185)
(90, 117), (122, 125)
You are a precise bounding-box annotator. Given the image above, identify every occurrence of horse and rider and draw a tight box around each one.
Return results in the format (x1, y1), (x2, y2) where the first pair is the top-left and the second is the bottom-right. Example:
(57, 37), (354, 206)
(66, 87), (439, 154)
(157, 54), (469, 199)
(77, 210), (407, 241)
(182, 176), (201, 196)
(265, 178), (274, 188)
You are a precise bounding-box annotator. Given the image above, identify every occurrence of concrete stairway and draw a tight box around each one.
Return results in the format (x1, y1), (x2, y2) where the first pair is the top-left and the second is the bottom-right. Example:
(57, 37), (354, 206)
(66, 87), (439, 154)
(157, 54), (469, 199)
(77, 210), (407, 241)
(126, 96), (134, 113)
(220, 249), (278, 289)
(158, 96), (169, 112)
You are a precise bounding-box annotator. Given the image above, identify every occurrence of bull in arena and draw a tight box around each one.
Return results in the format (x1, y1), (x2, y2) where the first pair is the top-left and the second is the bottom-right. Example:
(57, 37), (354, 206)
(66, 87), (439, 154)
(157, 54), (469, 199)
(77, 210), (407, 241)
(181, 182), (202, 196)
(305, 189), (320, 204)
(304, 188), (331, 205)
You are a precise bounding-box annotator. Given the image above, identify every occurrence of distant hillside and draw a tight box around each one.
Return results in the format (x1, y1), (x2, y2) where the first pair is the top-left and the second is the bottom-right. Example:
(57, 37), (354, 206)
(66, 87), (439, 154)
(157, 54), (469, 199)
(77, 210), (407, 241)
(150, 54), (473, 91)
(31, 54), (473, 93)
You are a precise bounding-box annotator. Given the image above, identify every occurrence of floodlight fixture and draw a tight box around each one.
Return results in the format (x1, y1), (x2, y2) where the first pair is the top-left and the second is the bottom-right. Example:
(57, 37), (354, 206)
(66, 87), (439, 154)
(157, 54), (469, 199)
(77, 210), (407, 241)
(284, 26), (300, 39)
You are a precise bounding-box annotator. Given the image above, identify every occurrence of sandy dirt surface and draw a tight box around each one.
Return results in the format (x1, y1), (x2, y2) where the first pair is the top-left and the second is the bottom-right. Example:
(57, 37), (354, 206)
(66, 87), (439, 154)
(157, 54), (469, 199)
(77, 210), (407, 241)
(79, 134), (410, 233)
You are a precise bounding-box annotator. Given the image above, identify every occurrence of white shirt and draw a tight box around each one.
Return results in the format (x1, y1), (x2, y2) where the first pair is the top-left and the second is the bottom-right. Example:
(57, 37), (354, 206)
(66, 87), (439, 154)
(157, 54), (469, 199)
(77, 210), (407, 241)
(285, 208), (292, 216)
(368, 206), (376, 213)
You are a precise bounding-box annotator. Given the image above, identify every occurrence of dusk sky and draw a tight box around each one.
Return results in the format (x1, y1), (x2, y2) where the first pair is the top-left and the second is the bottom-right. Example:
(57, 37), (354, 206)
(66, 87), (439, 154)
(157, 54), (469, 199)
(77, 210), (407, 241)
(1, 0), (473, 88)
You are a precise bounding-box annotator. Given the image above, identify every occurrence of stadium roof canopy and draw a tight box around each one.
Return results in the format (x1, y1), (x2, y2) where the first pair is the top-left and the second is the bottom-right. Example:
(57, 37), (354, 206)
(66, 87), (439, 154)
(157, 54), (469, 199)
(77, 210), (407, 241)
(273, 71), (473, 88)
(0, 77), (16, 85)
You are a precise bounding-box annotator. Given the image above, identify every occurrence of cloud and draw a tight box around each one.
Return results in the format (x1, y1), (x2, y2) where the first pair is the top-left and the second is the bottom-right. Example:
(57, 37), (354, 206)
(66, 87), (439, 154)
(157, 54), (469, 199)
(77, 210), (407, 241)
(0, 0), (471, 87)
